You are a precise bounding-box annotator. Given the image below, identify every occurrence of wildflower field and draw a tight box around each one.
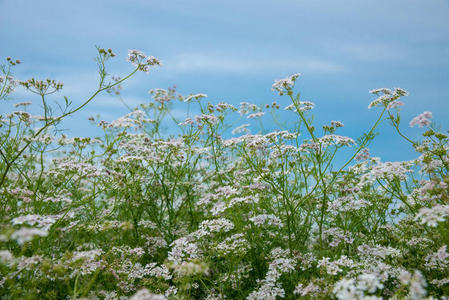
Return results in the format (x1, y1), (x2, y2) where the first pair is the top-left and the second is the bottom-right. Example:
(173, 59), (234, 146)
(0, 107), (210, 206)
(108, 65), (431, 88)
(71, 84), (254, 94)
(1, 49), (448, 299)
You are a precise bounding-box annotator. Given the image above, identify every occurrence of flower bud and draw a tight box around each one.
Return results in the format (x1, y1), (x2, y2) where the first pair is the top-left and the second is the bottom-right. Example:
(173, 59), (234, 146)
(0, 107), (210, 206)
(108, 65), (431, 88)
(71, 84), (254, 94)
(435, 133), (447, 140)
(423, 130), (434, 137)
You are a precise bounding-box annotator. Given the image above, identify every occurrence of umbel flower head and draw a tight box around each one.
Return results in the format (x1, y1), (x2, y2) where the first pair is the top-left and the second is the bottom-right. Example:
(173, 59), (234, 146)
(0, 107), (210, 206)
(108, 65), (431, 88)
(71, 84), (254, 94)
(272, 73), (301, 96)
(368, 87), (408, 109)
(19, 78), (63, 95)
(410, 111), (433, 128)
(127, 49), (162, 73)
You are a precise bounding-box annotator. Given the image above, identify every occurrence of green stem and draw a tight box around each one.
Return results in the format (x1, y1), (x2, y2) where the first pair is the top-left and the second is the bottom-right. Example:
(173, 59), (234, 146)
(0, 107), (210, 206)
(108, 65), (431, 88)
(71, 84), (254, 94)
(0, 68), (139, 189)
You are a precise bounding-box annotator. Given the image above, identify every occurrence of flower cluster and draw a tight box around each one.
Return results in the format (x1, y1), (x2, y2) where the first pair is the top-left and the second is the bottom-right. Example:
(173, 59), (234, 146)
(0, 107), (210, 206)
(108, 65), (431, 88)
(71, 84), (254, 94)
(1, 56), (448, 299)
(127, 49), (162, 73)
(19, 78), (63, 95)
(272, 73), (301, 96)
(410, 111), (433, 128)
(368, 87), (408, 109)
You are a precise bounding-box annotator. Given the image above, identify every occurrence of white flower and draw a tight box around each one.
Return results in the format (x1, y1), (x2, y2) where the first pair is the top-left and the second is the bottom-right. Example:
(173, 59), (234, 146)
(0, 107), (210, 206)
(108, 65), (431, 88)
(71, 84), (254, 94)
(368, 87), (407, 109)
(393, 87), (409, 97)
(425, 245), (449, 270)
(409, 270), (427, 300)
(232, 124), (250, 135)
(331, 120), (344, 127)
(357, 273), (384, 293)
(183, 93), (208, 102)
(369, 88), (392, 95)
(130, 288), (167, 300)
(127, 49), (161, 73)
(294, 282), (321, 297)
(410, 111), (432, 128)
(272, 73), (301, 96)
(250, 214), (283, 228)
(197, 218), (234, 237)
(128, 49), (146, 62)
(319, 134), (355, 147)
(387, 100), (404, 110)
(168, 237), (201, 264)
(12, 214), (57, 230)
(247, 112), (265, 119)
(0, 250), (13, 264)
(11, 227), (48, 244)
(14, 101), (32, 107)
(195, 114), (219, 125)
(415, 204), (449, 227)
(333, 278), (361, 300)
(284, 101), (315, 112)
(215, 234), (248, 256)
(355, 148), (370, 161)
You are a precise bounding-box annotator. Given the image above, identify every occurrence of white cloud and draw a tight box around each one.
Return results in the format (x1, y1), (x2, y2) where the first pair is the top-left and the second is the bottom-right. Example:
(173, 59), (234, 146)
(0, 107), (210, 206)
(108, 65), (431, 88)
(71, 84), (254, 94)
(339, 42), (407, 62)
(165, 53), (346, 74)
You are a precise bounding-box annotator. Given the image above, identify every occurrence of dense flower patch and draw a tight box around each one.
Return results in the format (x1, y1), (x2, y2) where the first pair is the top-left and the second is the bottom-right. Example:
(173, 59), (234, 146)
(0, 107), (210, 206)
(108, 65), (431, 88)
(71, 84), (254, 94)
(0, 48), (448, 299)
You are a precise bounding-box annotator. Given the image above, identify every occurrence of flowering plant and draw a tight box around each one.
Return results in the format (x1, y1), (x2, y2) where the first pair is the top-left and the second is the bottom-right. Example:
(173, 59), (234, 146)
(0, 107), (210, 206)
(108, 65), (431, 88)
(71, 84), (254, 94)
(0, 49), (448, 299)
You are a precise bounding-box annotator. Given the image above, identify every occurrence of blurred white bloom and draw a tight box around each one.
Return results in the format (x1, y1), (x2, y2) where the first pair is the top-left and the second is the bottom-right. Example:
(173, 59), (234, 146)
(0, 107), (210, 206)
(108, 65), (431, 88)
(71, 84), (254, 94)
(14, 101), (32, 107)
(415, 204), (449, 227)
(425, 245), (449, 270)
(250, 214), (283, 228)
(409, 270), (427, 300)
(11, 227), (48, 244)
(369, 88), (392, 95)
(239, 102), (260, 115)
(168, 236), (201, 264)
(410, 111), (432, 128)
(12, 214), (57, 230)
(170, 260), (209, 277)
(331, 120), (344, 127)
(196, 218), (234, 237)
(333, 274), (383, 300)
(247, 112), (265, 119)
(195, 114), (219, 125)
(215, 233), (248, 256)
(184, 93), (207, 102)
(387, 100), (404, 110)
(294, 282), (321, 297)
(333, 278), (361, 300)
(130, 288), (167, 300)
(0, 250), (13, 264)
(319, 134), (355, 147)
(284, 101), (315, 112)
(357, 273), (384, 293)
(232, 124), (251, 135)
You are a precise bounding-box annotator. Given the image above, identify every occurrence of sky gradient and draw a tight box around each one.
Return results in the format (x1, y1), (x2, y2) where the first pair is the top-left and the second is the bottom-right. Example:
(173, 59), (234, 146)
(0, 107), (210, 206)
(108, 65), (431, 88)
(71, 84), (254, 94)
(1, 0), (448, 161)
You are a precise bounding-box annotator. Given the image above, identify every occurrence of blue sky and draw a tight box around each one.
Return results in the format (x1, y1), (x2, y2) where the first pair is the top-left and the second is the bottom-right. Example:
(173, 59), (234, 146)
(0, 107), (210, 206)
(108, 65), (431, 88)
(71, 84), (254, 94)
(1, 0), (448, 161)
